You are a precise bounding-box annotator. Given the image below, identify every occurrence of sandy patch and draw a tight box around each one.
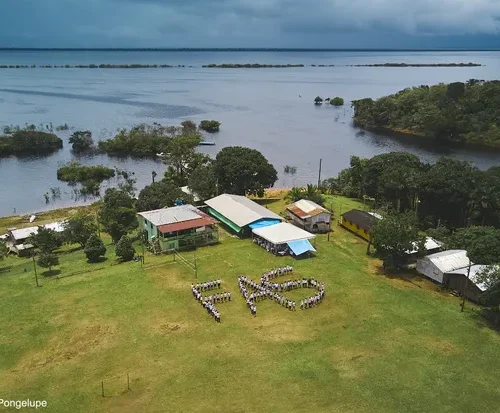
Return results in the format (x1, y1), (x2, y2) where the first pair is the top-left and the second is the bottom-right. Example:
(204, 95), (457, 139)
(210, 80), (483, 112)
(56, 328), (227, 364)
(12, 323), (117, 372)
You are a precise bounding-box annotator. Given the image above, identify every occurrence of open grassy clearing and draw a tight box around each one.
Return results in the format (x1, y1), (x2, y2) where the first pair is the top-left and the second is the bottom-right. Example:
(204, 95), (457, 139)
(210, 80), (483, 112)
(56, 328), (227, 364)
(0, 196), (500, 412)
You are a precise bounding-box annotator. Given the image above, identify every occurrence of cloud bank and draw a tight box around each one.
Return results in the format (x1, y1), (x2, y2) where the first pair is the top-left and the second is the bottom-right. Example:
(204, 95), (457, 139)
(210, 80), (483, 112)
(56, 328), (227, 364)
(1, 0), (499, 48)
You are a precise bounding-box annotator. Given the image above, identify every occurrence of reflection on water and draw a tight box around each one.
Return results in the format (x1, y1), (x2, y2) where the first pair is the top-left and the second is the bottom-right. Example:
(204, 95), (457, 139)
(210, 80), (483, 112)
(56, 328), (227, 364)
(0, 50), (500, 216)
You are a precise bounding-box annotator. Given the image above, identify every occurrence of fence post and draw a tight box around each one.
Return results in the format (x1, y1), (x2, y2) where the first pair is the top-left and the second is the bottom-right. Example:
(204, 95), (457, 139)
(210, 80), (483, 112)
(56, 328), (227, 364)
(127, 373), (130, 391)
(101, 381), (104, 397)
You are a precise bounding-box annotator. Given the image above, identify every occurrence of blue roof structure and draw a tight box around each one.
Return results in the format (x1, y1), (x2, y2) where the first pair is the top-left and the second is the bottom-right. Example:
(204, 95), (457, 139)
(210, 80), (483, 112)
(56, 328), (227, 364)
(249, 219), (282, 229)
(287, 239), (316, 256)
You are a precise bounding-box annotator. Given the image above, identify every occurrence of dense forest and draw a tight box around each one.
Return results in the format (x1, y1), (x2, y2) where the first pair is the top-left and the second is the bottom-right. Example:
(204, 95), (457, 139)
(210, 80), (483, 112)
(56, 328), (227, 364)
(323, 152), (500, 230)
(352, 80), (500, 147)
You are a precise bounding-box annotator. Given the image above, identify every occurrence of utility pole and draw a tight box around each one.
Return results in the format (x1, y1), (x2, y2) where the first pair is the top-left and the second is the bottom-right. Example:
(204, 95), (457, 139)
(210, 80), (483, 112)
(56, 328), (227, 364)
(32, 252), (39, 288)
(317, 158), (322, 188)
(461, 259), (472, 312)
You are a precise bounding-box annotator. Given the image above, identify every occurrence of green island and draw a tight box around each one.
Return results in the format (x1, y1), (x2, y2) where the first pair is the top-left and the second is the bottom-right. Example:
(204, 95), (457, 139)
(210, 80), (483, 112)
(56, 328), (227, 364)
(202, 63), (305, 68)
(350, 62), (481, 67)
(97, 120), (217, 157)
(352, 80), (500, 147)
(0, 129), (62, 157)
(0, 62), (482, 69)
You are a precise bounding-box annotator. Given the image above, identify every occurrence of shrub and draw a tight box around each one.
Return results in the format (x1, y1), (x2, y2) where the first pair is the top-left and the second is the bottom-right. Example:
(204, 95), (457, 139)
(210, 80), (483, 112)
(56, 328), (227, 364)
(330, 97), (344, 106)
(84, 234), (106, 263)
(115, 236), (135, 262)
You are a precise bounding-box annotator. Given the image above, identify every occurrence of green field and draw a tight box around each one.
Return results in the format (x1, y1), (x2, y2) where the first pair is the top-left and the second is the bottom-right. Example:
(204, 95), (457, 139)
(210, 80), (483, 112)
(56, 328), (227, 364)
(1, 196), (500, 413)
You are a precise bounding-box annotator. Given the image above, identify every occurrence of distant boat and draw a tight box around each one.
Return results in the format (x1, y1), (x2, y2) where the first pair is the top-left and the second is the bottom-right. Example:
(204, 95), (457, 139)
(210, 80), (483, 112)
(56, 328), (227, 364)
(156, 152), (166, 158)
(198, 141), (216, 146)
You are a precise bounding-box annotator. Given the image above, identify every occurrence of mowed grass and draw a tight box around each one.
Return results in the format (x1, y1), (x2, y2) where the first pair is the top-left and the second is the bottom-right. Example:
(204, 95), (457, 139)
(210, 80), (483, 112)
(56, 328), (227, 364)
(0, 196), (500, 412)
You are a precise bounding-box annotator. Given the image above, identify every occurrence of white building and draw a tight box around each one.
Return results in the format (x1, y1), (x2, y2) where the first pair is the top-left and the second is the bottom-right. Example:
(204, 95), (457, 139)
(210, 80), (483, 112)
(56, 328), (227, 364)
(416, 250), (469, 284)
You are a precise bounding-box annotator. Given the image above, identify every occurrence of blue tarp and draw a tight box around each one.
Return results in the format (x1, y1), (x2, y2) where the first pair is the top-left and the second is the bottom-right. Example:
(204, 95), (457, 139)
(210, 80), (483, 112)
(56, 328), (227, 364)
(249, 219), (282, 229)
(287, 239), (316, 256)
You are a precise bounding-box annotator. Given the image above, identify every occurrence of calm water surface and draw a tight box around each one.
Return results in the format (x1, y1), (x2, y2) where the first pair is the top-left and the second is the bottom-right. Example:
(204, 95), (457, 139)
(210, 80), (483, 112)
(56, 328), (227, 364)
(1, 50), (500, 216)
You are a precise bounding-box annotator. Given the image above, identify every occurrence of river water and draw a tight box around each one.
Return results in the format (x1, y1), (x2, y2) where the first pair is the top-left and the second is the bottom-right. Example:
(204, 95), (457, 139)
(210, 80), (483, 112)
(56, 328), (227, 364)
(1, 50), (499, 216)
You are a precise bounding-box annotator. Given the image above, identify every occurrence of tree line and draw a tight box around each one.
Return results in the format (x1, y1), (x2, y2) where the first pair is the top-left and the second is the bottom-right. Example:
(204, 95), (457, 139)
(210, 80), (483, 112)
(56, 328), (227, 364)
(323, 152), (500, 229)
(352, 80), (500, 147)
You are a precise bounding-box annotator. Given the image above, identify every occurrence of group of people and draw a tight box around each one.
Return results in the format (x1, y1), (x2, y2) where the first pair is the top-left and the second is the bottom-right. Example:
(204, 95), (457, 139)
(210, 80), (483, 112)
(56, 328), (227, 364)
(194, 280), (222, 292)
(192, 266), (326, 321)
(191, 281), (229, 323)
(236, 266), (326, 315)
(260, 266), (294, 283)
(300, 288), (325, 310)
(253, 237), (290, 256)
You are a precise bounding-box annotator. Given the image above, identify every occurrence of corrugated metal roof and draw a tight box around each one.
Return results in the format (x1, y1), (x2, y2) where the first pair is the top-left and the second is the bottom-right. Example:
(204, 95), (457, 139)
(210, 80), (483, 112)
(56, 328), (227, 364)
(158, 217), (216, 233)
(406, 237), (443, 254)
(446, 264), (491, 292)
(426, 250), (470, 274)
(252, 222), (315, 244)
(287, 199), (330, 219)
(205, 194), (282, 227)
(137, 205), (202, 227)
(9, 221), (65, 241)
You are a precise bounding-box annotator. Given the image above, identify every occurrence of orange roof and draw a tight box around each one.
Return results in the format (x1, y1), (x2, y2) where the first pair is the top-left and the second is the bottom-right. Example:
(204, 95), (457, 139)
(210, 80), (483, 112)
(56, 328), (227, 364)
(158, 217), (217, 233)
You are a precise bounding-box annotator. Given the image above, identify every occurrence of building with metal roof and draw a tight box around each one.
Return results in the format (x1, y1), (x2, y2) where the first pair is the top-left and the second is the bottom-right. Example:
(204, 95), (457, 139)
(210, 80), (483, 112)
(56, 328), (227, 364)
(339, 209), (381, 241)
(205, 194), (283, 234)
(252, 222), (316, 257)
(286, 199), (331, 233)
(137, 204), (218, 252)
(416, 250), (497, 302)
(6, 221), (66, 256)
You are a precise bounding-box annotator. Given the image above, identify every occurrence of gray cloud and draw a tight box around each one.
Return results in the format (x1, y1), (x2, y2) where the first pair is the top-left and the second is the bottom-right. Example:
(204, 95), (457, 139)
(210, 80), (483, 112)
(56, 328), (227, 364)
(1, 0), (499, 48)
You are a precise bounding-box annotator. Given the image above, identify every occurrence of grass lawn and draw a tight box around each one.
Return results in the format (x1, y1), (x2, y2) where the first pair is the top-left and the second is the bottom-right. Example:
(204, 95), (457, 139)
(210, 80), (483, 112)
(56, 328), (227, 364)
(1, 195), (500, 412)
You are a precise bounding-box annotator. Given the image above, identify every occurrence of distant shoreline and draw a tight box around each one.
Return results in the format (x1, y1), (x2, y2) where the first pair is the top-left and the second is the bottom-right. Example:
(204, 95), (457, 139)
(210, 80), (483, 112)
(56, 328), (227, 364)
(0, 62), (483, 69)
(0, 47), (499, 52)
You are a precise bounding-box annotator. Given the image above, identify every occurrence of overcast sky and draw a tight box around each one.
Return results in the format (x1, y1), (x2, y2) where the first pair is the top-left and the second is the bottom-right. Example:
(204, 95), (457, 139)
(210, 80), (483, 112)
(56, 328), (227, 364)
(2, 0), (500, 48)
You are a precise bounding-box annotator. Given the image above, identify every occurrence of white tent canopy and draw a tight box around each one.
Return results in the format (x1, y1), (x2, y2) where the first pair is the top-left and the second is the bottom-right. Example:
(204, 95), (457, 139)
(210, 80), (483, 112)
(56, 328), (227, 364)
(252, 222), (315, 245)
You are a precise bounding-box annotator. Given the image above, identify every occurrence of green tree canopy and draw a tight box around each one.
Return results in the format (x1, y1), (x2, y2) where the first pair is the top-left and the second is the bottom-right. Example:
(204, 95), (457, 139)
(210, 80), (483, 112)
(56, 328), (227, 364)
(447, 226), (500, 264)
(37, 252), (59, 274)
(115, 235), (135, 262)
(0, 240), (8, 260)
(187, 162), (217, 201)
(29, 226), (62, 253)
(62, 213), (98, 247)
(286, 185), (325, 206)
(330, 97), (344, 106)
(68, 130), (94, 153)
(136, 181), (193, 212)
(352, 80), (500, 147)
(84, 234), (106, 263)
(57, 162), (115, 197)
(199, 120), (221, 133)
(99, 189), (137, 243)
(371, 212), (425, 272)
(214, 146), (278, 197)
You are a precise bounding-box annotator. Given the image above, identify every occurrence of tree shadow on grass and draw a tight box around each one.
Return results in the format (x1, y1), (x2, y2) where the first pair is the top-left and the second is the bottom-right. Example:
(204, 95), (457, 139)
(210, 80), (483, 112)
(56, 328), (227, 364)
(0, 265), (13, 276)
(87, 256), (108, 264)
(41, 269), (62, 277)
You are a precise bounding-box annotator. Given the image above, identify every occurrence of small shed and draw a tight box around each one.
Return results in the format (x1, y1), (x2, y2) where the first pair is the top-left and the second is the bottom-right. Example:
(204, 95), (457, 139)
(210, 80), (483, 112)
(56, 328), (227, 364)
(252, 222), (316, 257)
(137, 204), (218, 251)
(286, 199), (331, 233)
(205, 194), (283, 235)
(445, 265), (493, 302)
(339, 209), (382, 241)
